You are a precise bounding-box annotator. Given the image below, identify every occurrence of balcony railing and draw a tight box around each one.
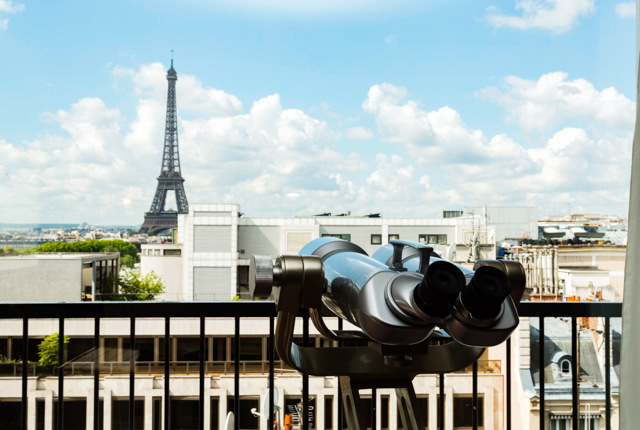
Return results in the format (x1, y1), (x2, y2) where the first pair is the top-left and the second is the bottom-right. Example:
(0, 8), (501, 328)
(0, 301), (622, 430)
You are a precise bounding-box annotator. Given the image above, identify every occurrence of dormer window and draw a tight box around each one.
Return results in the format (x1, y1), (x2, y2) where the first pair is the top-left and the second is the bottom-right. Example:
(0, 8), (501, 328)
(560, 359), (571, 373)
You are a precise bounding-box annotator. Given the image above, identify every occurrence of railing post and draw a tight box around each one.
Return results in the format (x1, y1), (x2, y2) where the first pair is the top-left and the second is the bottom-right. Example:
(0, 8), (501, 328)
(506, 337), (511, 430)
(57, 317), (65, 430)
(130, 317), (136, 430)
(269, 316), (275, 430)
(234, 316), (240, 430)
(473, 360), (478, 430)
(540, 317), (545, 430)
(94, 317), (100, 430)
(605, 317), (611, 430)
(21, 318), (28, 430)
(571, 316), (579, 430)
(199, 316), (205, 430)
(164, 316), (170, 430)
(303, 312), (309, 430)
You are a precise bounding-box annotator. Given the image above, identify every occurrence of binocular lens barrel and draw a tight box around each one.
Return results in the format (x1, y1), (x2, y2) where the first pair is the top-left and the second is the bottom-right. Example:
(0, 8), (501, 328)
(460, 266), (512, 318)
(415, 261), (467, 317)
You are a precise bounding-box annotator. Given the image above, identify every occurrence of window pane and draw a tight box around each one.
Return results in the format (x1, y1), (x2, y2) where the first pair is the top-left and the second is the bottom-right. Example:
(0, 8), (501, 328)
(418, 235), (427, 244)
(228, 399), (259, 430)
(389, 234), (399, 241)
(110, 400), (144, 430)
(0, 400), (21, 430)
(324, 397), (333, 430)
(453, 397), (483, 428)
(438, 235), (447, 244)
(428, 235), (438, 244)
(171, 399), (199, 430)
(371, 234), (382, 245)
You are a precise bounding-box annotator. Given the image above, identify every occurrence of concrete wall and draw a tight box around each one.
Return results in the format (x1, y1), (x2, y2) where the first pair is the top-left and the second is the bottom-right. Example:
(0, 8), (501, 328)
(141, 246), (184, 301)
(0, 259), (81, 302)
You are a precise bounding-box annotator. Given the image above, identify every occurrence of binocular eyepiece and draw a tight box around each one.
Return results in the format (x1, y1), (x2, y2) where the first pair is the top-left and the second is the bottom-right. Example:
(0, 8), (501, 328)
(415, 261), (467, 317)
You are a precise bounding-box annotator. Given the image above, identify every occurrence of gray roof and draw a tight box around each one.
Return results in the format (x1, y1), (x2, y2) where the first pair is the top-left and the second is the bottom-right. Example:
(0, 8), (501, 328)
(530, 318), (603, 386)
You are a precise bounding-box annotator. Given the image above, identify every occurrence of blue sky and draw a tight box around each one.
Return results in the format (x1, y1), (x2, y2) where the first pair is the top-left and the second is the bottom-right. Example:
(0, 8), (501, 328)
(0, 0), (636, 224)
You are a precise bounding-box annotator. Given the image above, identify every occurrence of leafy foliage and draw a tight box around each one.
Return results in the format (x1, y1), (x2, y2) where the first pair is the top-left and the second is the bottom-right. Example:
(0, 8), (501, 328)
(102, 271), (165, 301)
(38, 333), (70, 366)
(34, 239), (138, 259)
(121, 254), (136, 268)
(0, 355), (15, 363)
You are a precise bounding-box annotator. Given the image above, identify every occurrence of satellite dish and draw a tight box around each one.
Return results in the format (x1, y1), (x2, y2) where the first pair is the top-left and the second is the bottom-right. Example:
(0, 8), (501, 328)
(224, 412), (234, 430)
(446, 243), (457, 261)
(262, 387), (279, 417)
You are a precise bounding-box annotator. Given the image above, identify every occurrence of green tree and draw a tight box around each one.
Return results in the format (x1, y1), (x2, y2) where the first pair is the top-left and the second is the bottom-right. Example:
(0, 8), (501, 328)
(35, 239), (138, 260)
(105, 271), (165, 301)
(38, 333), (70, 366)
(121, 254), (136, 268)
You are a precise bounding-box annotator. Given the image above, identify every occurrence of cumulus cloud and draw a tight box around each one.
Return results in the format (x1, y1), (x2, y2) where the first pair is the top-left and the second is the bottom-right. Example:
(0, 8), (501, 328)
(615, 2), (636, 17)
(362, 80), (633, 212)
(0, 0), (23, 30)
(0, 66), (633, 222)
(344, 127), (374, 140)
(0, 62), (376, 223)
(478, 72), (635, 132)
(486, 0), (595, 33)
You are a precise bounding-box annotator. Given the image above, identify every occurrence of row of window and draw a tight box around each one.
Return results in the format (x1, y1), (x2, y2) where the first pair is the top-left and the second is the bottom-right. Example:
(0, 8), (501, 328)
(0, 395), (485, 430)
(141, 249), (182, 256)
(322, 234), (448, 245)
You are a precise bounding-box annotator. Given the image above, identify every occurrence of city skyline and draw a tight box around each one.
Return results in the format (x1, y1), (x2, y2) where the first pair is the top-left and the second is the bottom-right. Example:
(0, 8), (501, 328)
(0, 0), (636, 224)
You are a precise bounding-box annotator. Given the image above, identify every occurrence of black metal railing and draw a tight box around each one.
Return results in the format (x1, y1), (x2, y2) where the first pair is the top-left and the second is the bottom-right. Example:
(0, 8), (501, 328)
(0, 301), (623, 430)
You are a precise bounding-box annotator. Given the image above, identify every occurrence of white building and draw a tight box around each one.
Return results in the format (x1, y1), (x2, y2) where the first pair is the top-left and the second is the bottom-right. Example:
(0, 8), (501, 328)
(0, 203), (539, 429)
(142, 203), (538, 302)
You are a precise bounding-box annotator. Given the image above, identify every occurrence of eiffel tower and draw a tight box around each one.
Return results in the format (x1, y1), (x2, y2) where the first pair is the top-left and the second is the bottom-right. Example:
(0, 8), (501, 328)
(139, 57), (189, 234)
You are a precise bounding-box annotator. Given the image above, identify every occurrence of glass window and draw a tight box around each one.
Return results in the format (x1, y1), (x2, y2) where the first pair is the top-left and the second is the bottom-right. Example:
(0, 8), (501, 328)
(111, 399), (144, 430)
(171, 399), (199, 430)
(324, 397), (333, 430)
(164, 249), (181, 256)
(418, 235), (447, 245)
(371, 234), (382, 245)
(210, 398), (219, 430)
(230, 337), (262, 361)
(388, 234), (399, 241)
(321, 234), (351, 242)
(0, 401), (21, 430)
(228, 398), (259, 430)
(154, 250), (161, 256)
(176, 337), (202, 361)
(285, 397), (316, 429)
(453, 396), (483, 429)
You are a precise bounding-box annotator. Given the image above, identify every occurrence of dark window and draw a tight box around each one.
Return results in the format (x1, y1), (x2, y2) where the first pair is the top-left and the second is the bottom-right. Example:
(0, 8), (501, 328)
(171, 399), (199, 430)
(11, 337), (42, 362)
(371, 234), (382, 245)
(53, 399), (88, 430)
(228, 398), (259, 430)
(381, 396), (389, 430)
(164, 249), (181, 256)
(321, 234), (351, 242)
(324, 397), (333, 430)
(176, 337), (203, 361)
(158, 337), (172, 361)
(418, 235), (447, 245)
(0, 338), (8, 359)
(397, 396), (427, 429)
(135, 338), (155, 362)
(104, 338), (118, 362)
(153, 398), (161, 430)
(388, 234), (399, 241)
(231, 337), (262, 361)
(211, 338), (226, 361)
(0, 400), (21, 430)
(37, 399), (45, 430)
(453, 396), (483, 429)
(111, 399), (144, 430)
(68, 338), (95, 362)
(211, 398), (219, 430)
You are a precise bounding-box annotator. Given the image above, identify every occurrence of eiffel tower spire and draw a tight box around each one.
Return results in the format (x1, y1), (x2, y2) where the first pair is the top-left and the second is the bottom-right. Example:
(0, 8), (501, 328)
(139, 56), (189, 234)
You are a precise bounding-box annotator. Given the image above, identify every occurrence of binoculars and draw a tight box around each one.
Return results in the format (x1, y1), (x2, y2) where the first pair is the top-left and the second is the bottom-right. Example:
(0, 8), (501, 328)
(251, 237), (525, 350)
(249, 238), (525, 430)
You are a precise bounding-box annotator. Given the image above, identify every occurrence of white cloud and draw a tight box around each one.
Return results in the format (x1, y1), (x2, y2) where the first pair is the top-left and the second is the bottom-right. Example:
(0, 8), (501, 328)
(615, 2), (636, 17)
(0, 0), (23, 30)
(0, 67), (633, 223)
(0, 0), (24, 13)
(384, 34), (398, 45)
(486, 0), (595, 33)
(344, 127), (374, 140)
(479, 72), (635, 132)
(362, 80), (632, 211)
(115, 62), (243, 117)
